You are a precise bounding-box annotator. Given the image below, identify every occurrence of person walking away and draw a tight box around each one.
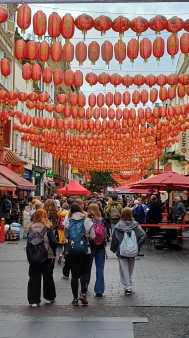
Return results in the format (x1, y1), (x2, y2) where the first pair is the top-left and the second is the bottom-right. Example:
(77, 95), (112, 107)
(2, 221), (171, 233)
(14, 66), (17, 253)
(44, 199), (60, 235)
(122, 195), (127, 208)
(110, 207), (146, 295)
(30, 200), (43, 222)
(88, 203), (106, 297)
(146, 195), (162, 224)
(173, 196), (186, 223)
(132, 200), (145, 224)
(64, 203), (95, 306)
(27, 209), (57, 307)
(23, 196), (29, 207)
(0, 195), (12, 225)
(105, 196), (123, 233)
(57, 202), (69, 264)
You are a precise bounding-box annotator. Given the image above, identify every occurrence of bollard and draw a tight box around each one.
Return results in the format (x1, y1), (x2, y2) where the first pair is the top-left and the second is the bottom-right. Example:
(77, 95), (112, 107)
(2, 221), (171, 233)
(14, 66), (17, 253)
(0, 218), (5, 243)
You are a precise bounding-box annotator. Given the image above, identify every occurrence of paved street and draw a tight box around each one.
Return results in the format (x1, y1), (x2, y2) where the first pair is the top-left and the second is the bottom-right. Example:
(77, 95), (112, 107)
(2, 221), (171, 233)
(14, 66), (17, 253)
(1, 234), (189, 337)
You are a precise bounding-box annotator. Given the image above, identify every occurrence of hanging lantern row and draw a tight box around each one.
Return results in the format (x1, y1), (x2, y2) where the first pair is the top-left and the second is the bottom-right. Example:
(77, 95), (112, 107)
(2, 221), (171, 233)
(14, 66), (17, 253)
(15, 5), (189, 39)
(14, 33), (189, 67)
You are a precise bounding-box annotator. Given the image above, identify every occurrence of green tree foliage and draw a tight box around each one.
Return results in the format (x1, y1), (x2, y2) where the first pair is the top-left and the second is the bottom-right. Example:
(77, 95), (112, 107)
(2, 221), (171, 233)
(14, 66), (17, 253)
(87, 171), (119, 193)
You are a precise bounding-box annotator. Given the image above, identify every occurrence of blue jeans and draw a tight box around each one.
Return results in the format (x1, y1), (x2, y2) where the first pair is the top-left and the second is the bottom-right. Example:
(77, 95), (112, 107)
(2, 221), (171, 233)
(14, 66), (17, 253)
(111, 223), (116, 233)
(91, 248), (105, 294)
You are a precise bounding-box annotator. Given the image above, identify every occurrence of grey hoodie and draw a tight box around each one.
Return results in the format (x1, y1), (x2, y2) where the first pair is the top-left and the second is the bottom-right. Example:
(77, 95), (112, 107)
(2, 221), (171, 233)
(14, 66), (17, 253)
(110, 220), (146, 258)
(64, 212), (95, 254)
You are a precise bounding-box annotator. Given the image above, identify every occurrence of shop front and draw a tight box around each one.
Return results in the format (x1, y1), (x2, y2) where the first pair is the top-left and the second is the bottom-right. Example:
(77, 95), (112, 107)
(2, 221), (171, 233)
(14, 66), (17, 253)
(22, 168), (32, 182)
(32, 166), (45, 196)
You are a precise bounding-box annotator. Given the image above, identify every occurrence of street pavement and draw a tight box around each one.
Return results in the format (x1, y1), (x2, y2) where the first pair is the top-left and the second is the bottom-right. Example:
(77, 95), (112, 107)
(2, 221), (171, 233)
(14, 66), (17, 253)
(1, 232), (189, 337)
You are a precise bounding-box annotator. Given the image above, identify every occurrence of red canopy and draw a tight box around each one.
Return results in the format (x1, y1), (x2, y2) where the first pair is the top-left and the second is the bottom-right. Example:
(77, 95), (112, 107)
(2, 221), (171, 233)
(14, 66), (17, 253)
(116, 183), (158, 194)
(57, 180), (90, 195)
(0, 164), (36, 191)
(129, 171), (189, 191)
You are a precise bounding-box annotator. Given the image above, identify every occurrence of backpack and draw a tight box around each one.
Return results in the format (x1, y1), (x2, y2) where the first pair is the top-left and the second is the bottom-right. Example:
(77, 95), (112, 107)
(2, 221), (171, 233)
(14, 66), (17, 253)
(3, 199), (11, 213)
(26, 226), (48, 265)
(109, 205), (121, 220)
(92, 219), (105, 245)
(120, 230), (138, 258)
(67, 218), (88, 255)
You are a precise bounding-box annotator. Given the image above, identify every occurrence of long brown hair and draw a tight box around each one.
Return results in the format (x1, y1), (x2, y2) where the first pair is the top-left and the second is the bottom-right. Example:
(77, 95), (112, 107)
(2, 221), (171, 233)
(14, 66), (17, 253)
(30, 209), (52, 228)
(121, 207), (134, 222)
(44, 199), (59, 225)
(87, 203), (101, 220)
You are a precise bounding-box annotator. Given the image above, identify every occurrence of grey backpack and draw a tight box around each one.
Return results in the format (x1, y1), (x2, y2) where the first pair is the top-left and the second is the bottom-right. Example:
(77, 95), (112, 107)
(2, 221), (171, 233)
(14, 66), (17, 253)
(109, 205), (121, 220)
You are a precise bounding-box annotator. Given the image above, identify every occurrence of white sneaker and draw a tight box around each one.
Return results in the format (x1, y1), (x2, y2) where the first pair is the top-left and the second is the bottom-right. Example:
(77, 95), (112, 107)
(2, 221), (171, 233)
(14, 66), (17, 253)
(57, 254), (62, 264)
(46, 300), (55, 304)
(30, 304), (39, 307)
(63, 275), (69, 279)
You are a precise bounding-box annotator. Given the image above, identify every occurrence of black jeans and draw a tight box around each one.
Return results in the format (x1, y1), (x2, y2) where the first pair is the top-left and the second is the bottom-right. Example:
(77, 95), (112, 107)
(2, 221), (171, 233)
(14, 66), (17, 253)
(63, 253), (71, 278)
(28, 259), (56, 305)
(67, 254), (91, 299)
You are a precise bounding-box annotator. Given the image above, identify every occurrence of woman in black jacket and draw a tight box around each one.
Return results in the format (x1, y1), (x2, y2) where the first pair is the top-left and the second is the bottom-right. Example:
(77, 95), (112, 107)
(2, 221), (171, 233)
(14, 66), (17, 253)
(147, 195), (162, 224)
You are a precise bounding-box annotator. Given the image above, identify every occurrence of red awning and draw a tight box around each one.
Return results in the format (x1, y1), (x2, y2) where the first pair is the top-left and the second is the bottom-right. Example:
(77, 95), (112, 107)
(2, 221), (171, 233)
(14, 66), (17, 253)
(57, 180), (90, 195)
(0, 174), (16, 191)
(0, 164), (36, 191)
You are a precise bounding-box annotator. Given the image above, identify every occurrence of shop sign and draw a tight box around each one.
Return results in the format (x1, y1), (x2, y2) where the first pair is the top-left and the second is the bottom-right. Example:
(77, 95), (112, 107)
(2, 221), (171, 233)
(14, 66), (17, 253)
(46, 169), (54, 178)
(72, 168), (79, 174)
(0, 120), (11, 148)
(32, 171), (36, 177)
(180, 131), (188, 155)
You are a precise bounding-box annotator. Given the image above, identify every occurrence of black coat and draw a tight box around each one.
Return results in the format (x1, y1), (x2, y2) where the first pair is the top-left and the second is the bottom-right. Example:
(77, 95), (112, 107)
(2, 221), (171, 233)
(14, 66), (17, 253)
(147, 201), (162, 224)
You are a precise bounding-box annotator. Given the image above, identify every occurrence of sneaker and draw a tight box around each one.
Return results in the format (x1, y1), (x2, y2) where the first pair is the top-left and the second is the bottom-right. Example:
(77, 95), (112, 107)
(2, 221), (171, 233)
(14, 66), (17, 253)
(46, 300), (55, 304)
(72, 299), (78, 306)
(63, 275), (69, 279)
(57, 254), (62, 264)
(79, 293), (88, 305)
(125, 289), (132, 295)
(96, 293), (103, 297)
(29, 304), (40, 307)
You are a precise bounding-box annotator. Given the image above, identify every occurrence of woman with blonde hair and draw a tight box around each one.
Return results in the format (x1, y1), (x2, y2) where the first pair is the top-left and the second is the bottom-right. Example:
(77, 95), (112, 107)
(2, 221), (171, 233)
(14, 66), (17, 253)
(88, 203), (106, 297)
(27, 209), (57, 307)
(30, 200), (43, 222)
(110, 207), (146, 295)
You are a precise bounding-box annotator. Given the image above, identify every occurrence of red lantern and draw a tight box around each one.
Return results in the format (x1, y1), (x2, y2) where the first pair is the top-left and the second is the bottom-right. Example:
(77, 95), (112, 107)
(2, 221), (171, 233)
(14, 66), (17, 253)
(75, 41), (87, 66)
(153, 37), (164, 61)
(28, 93), (38, 102)
(159, 87), (168, 102)
(1, 59), (10, 78)
(39, 92), (49, 103)
(150, 88), (158, 103)
(114, 92), (122, 107)
(145, 74), (157, 87)
(62, 42), (74, 66)
(14, 40), (26, 63)
(75, 14), (94, 40)
(141, 89), (148, 105)
(140, 38), (152, 62)
(78, 94), (86, 107)
(48, 12), (61, 41)
(168, 86), (176, 101)
(116, 108), (122, 120)
(98, 72), (110, 87)
(31, 64), (41, 84)
(178, 74), (189, 85)
(166, 16), (184, 34)
(108, 108), (115, 119)
(20, 114), (26, 125)
(0, 5), (8, 23)
(127, 39), (139, 63)
(64, 106), (72, 118)
(122, 75), (133, 88)
(88, 41), (100, 65)
(8, 99), (18, 107)
(26, 41), (38, 64)
(74, 70), (83, 89)
(130, 16), (149, 36)
(86, 107), (93, 119)
(93, 107), (100, 119)
(94, 15), (112, 35)
(167, 74), (178, 86)
(177, 84), (186, 99)
(55, 104), (64, 114)
(18, 92), (28, 102)
(53, 69), (63, 87)
(112, 16), (130, 38)
(157, 74), (167, 87)
(64, 69), (74, 88)
(145, 107), (152, 119)
(88, 94), (96, 107)
(36, 101), (45, 111)
(17, 4), (31, 33)
(85, 72), (98, 86)
(133, 74), (145, 87)
(38, 41), (50, 65)
(167, 34), (179, 59)
(114, 40), (126, 65)
(106, 92), (113, 107)
(132, 90), (140, 106)
(122, 91), (130, 106)
(110, 73), (122, 88)
(101, 41), (113, 67)
(51, 42), (62, 66)
(180, 33), (189, 59)
(26, 115), (32, 126)
(101, 107), (107, 119)
(46, 103), (55, 113)
(57, 93), (68, 104)
(97, 93), (104, 108)
(7, 91), (18, 101)
(43, 67), (52, 85)
(149, 15), (167, 34)
(22, 63), (31, 83)
(61, 13), (75, 42)
(26, 100), (36, 110)
(33, 10), (46, 40)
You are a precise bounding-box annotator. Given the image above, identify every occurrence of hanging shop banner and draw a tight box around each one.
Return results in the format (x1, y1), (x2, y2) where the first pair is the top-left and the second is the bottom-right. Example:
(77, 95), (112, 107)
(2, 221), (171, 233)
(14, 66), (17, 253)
(179, 130), (189, 156)
(0, 120), (11, 148)
(46, 169), (55, 178)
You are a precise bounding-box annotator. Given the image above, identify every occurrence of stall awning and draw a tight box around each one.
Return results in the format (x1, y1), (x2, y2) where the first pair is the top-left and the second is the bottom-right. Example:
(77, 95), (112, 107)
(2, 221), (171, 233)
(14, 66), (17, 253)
(0, 165), (36, 191)
(0, 174), (16, 191)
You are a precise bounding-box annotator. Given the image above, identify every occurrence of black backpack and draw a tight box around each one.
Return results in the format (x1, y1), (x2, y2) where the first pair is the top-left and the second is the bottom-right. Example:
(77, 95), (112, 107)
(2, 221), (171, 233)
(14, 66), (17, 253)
(26, 226), (48, 265)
